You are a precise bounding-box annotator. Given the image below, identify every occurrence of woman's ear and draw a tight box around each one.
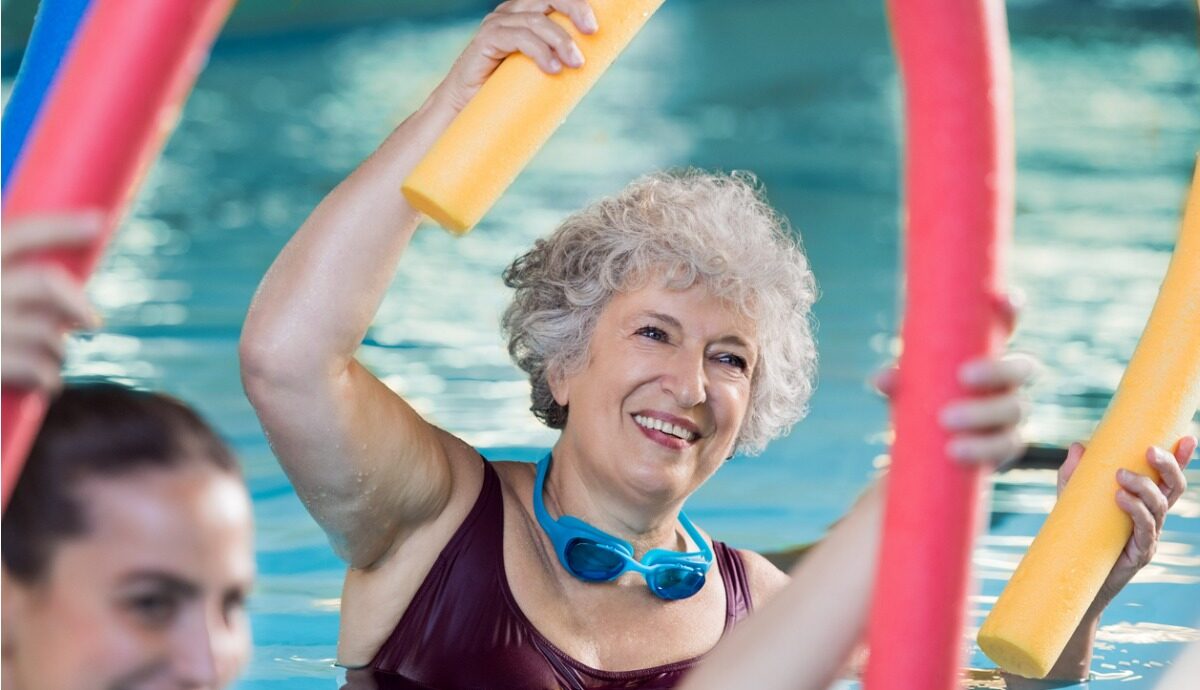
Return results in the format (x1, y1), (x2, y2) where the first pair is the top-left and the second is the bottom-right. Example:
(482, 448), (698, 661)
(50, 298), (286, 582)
(548, 364), (569, 407)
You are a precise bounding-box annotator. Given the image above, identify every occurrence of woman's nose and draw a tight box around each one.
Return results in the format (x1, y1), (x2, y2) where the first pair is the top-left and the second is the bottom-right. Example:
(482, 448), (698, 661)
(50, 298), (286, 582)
(661, 350), (706, 408)
(170, 609), (221, 688)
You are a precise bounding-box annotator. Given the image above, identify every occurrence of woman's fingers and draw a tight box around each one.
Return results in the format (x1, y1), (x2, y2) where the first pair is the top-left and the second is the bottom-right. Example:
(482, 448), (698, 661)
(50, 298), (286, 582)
(992, 289), (1025, 339)
(1116, 485), (1160, 568)
(958, 353), (1037, 393)
(504, 0), (598, 34)
(496, 13), (585, 68)
(1, 312), (69, 392)
(1148, 445), (1188, 509)
(947, 428), (1024, 468)
(1057, 442), (1086, 495)
(1, 212), (102, 263)
(485, 23), (567, 72)
(1174, 436), (1198, 468)
(874, 352), (1036, 401)
(870, 366), (899, 399)
(0, 349), (65, 392)
(1104, 442), (1192, 586)
(942, 356), (1031, 470)
(490, 0), (596, 73)
(1117, 468), (1169, 533)
(1, 315), (68, 364)
(878, 354), (1035, 408)
(2, 265), (98, 329)
(939, 394), (1025, 433)
(0, 247), (97, 392)
(477, 6), (591, 75)
(436, 1), (596, 115)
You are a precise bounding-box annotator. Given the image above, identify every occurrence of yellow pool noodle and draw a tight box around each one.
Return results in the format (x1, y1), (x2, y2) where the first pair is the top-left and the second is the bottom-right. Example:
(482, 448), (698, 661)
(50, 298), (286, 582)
(402, 0), (665, 234)
(977, 158), (1200, 678)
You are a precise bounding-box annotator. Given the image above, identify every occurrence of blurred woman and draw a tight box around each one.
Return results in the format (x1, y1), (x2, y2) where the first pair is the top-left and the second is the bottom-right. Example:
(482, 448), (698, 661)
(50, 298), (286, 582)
(1, 383), (256, 690)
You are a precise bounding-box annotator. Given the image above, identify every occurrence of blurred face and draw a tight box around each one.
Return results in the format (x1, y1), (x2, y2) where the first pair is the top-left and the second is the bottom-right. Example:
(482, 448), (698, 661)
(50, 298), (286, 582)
(552, 280), (758, 503)
(2, 462), (255, 690)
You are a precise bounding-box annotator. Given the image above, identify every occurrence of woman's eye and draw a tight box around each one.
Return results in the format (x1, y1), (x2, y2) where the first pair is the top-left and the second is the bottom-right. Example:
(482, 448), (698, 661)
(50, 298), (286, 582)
(717, 354), (748, 371)
(125, 593), (179, 627)
(223, 589), (248, 623)
(636, 326), (669, 342)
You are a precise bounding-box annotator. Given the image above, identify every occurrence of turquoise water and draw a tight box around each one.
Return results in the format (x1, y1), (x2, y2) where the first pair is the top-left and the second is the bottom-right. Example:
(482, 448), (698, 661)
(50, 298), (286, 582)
(6, 0), (1199, 687)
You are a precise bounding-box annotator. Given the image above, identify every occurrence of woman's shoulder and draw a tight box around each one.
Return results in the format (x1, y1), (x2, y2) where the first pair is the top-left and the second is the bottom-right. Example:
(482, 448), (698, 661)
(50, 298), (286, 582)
(489, 459), (537, 496)
(490, 458), (536, 478)
(732, 548), (791, 607)
(487, 460), (543, 529)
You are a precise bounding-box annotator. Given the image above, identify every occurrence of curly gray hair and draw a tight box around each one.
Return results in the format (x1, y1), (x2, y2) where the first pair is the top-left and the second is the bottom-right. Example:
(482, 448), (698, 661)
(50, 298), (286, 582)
(501, 170), (818, 455)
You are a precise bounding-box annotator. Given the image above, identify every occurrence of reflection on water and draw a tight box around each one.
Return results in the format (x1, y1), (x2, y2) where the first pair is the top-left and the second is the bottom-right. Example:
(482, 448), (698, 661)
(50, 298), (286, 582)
(1096, 622), (1200, 645)
(3, 0), (1197, 687)
(962, 667), (1156, 689)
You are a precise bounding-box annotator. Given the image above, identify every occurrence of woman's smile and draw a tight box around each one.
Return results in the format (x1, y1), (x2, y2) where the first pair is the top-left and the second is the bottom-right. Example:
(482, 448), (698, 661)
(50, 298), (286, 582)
(632, 411), (702, 449)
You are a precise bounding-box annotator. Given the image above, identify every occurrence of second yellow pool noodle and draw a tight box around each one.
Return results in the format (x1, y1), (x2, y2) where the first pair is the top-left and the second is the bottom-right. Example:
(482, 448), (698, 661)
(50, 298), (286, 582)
(402, 0), (666, 234)
(977, 158), (1200, 678)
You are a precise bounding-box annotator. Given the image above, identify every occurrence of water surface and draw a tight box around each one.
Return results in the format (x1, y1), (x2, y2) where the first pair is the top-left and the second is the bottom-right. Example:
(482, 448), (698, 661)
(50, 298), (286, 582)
(4, 0), (1197, 686)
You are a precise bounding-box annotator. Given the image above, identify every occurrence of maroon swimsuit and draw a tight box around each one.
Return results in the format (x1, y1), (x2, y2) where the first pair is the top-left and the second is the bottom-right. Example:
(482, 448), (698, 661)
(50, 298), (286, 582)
(343, 458), (754, 690)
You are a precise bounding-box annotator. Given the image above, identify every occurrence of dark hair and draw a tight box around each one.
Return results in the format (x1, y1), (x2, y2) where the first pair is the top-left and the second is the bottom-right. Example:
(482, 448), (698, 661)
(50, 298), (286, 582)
(1, 382), (239, 583)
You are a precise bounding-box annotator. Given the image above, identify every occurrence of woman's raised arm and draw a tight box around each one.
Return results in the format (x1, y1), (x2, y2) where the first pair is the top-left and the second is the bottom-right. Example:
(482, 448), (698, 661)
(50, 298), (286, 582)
(239, 0), (598, 568)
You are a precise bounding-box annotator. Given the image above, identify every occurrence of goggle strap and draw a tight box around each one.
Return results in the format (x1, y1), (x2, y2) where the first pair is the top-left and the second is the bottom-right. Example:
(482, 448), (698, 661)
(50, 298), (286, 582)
(533, 453), (714, 594)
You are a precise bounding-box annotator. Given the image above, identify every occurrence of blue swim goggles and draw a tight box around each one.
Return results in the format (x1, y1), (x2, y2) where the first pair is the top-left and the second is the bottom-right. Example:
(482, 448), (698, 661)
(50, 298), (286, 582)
(533, 453), (713, 600)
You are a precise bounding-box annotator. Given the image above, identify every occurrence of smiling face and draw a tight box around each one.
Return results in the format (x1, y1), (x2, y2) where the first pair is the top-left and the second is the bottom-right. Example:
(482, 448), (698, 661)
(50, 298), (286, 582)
(2, 462), (255, 690)
(550, 279), (758, 505)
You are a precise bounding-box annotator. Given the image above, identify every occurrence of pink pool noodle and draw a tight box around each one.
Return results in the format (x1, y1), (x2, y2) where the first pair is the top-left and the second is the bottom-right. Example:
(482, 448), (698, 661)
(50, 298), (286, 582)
(862, 1), (1014, 688)
(1, 0), (235, 511)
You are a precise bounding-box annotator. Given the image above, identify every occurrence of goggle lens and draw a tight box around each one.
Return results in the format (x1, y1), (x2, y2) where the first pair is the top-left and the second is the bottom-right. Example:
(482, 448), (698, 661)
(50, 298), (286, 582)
(566, 539), (626, 581)
(650, 566), (706, 600)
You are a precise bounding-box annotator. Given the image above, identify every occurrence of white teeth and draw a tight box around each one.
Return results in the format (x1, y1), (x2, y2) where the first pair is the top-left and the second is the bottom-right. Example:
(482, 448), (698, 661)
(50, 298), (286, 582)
(634, 415), (697, 442)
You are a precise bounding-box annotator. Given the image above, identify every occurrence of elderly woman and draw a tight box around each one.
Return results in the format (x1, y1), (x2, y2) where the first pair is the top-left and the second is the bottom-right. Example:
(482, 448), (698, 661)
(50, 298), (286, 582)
(239, 1), (1182, 687)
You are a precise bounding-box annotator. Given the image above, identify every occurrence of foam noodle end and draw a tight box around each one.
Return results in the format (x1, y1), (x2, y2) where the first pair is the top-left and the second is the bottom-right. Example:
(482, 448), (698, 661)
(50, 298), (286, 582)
(977, 632), (1052, 679)
(402, 182), (471, 235)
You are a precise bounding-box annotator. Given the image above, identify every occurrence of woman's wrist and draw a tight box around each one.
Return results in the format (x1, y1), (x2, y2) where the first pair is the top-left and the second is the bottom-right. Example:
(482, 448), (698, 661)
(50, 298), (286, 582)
(421, 85), (465, 122)
(1039, 601), (1104, 681)
(993, 558), (1110, 684)
(369, 91), (463, 184)
(395, 89), (459, 141)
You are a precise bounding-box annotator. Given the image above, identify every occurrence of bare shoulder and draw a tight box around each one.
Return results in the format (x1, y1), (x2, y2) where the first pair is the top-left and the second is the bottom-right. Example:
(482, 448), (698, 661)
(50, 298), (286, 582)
(491, 458), (536, 484)
(736, 548), (792, 606)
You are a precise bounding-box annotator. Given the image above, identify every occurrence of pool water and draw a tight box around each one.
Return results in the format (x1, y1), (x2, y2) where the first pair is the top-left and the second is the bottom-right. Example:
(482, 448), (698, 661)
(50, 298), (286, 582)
(6, 0), (1198, 687)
